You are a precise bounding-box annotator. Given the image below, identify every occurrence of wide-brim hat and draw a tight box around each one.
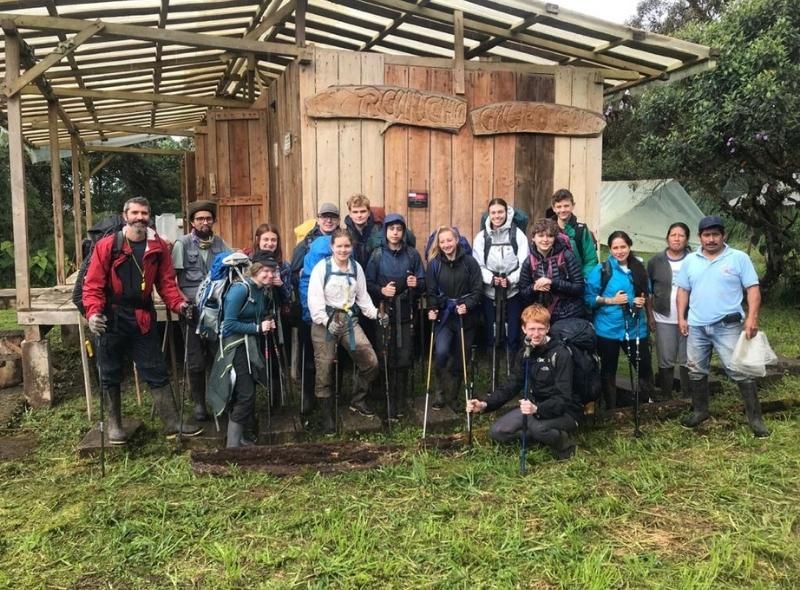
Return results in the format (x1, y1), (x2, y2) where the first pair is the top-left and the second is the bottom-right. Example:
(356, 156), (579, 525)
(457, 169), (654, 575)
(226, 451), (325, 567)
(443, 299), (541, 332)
(251, 251), (279, 268)
(187, 200), (217, 220)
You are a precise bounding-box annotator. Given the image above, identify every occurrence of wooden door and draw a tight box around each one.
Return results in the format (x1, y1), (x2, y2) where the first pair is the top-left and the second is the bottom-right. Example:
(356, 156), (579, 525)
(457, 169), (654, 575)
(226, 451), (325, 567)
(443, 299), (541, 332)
(206, 109), (269, 250)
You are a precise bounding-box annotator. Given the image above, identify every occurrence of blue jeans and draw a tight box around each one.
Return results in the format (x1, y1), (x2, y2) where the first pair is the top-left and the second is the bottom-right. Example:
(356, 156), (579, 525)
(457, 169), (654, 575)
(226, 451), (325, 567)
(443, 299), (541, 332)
(687, 321), (751, 383)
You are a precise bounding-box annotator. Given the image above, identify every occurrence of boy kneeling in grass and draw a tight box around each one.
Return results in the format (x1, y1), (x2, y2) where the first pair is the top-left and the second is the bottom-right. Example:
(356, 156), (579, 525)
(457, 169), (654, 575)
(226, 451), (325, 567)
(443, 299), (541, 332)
(467, 304), (582, 460)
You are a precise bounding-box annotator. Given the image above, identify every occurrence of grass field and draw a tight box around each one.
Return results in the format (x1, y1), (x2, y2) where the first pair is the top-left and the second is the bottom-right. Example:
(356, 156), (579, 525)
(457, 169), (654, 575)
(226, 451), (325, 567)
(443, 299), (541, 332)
(0, 306), (798, 589)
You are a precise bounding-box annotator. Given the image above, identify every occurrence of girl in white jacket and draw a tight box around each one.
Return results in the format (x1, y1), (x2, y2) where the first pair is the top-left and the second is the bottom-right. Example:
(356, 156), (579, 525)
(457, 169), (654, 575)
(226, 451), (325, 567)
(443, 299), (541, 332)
(473, 198), (530, 365)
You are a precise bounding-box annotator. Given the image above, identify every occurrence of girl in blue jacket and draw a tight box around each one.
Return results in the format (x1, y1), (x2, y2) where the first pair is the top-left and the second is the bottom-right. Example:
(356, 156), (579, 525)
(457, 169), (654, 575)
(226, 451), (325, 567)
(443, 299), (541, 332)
(584, 231), (653, 411)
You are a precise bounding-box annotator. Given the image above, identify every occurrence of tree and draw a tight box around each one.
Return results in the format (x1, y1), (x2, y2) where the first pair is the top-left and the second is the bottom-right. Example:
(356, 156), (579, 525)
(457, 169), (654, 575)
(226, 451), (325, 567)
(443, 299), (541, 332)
(628, 0), (728, 34)
(605, 0), (800, 291)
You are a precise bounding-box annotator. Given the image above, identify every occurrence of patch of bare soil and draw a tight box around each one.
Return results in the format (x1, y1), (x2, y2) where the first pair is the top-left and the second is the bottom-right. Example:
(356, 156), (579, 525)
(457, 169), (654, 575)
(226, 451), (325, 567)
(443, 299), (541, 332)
(0, 432), (37, 461)
(191, 441), (405, 476)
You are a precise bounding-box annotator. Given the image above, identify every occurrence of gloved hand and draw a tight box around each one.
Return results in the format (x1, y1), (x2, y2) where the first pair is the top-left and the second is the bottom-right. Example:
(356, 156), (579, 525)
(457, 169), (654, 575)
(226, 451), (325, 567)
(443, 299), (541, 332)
(180, 302), (194, 321)
(327, 312), (349, 337)
(377, 312), (390, 329)
(88, 314), (107, 336)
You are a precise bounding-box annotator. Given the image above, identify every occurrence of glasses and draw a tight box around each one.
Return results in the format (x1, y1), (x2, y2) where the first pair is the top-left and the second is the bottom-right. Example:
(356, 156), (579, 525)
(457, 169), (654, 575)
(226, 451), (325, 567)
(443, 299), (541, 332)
(194, 216), (214, 223)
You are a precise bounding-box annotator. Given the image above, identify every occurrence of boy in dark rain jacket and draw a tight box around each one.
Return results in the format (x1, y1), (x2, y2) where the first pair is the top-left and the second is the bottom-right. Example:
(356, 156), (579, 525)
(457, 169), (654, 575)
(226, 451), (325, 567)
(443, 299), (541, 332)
(365, 214), (426, 418)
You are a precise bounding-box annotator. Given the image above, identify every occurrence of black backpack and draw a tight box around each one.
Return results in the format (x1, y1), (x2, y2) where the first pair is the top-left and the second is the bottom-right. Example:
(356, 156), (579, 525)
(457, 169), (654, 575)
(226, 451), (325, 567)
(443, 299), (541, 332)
(71, 216), (126, 316)
(549, 317), (601, 405)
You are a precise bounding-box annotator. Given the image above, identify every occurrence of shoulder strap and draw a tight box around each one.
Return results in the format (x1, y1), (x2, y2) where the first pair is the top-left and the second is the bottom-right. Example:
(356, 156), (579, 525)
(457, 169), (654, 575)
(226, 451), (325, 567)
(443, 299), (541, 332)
(483, 229), (491, 261)
(111, 230), (125, 260)
(599, 260), (612, 294)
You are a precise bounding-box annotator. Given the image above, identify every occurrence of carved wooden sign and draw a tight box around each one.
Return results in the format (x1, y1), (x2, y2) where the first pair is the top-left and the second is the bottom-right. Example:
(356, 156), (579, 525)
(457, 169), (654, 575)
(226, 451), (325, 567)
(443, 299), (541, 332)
(306, 85), (467, 132)
(469, 101), (606, 137)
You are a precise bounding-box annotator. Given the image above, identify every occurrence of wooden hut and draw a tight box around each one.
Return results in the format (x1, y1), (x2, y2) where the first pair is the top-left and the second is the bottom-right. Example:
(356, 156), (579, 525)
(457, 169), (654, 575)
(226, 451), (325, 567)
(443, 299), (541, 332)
(0, 1), (715, 405)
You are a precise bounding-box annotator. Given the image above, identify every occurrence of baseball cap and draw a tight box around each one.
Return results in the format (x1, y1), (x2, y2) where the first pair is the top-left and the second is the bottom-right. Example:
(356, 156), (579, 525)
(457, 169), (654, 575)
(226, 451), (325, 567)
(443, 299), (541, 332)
(698, 215), (725, 232)
(318, 202), (340, 217)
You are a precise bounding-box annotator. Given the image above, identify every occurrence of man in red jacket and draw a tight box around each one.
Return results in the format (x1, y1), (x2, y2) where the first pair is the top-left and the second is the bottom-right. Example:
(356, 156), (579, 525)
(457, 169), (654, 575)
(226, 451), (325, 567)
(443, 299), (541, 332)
(82, 196), (202, 444)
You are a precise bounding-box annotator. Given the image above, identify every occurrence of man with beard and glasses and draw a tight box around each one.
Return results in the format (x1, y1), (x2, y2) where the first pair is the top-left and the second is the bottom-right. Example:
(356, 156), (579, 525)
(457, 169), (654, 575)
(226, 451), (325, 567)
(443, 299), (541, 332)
(171, 200), (229, 421)
(82, 197), (203, 444)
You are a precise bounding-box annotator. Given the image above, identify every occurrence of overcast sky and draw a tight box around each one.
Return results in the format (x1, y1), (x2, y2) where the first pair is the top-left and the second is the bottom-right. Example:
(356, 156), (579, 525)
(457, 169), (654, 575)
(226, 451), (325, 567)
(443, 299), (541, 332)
(556, 0), (641, 25)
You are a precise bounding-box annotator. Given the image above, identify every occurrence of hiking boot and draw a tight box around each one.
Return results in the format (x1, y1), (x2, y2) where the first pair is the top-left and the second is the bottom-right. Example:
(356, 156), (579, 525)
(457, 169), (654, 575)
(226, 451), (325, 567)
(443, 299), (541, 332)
(738, 381), (770, 438)
(657, 367), (674, 401)
(189, 370), (210, 422)
(103, 386), (127, 445)
(551, 430), (577, 461)
(349, 399), (376, 417)
(320, 397), (337, 435)
(681, 377), (710, 428)
(150, 384), (203, 438)
(431, 389), (446, 410)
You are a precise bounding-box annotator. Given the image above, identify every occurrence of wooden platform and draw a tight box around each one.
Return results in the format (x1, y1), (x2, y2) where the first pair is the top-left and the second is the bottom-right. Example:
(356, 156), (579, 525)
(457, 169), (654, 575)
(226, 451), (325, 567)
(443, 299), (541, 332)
(0, 286), (171, 326)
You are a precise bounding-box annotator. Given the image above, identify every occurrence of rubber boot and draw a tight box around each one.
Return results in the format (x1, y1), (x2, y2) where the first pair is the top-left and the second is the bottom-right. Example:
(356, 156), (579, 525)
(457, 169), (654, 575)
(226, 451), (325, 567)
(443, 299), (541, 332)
(150, 384), (203, 437)
(432, 366), (448, 410)
(447, 372), (464, 414)
(657, 368), (674, 401)
(320, 397), (336, 435)
(551, 430), (577, 461)
(681, 377), (710, 428)
(226, 419), (245, 448)
(188, 370), (210, 422)
(738, 381), (770, 438)
(103, 385), (127, 445)
(602, 375), (617, 414)
(679, 366), (690, 399)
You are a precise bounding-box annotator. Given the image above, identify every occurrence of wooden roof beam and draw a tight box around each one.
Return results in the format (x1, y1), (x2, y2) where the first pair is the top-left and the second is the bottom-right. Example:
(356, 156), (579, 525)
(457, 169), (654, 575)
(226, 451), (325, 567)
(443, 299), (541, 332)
(84, 145), (185, 156)
(3, 21), (103, 97)
(0, 13), (314, 59)
(21, 84), (252, 108)
(465, 13), (545, 60)
(355, 0), (667, 77)
(217, 0), (296, 97)
(150, 0), (170, 128)
(361, 0), (432, 52)
(30, 120), (195, 137)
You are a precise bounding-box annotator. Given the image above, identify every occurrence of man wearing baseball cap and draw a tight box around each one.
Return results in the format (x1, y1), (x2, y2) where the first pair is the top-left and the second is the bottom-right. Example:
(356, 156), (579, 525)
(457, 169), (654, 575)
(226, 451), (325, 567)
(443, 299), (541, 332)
(289, 202), (341, 420)
(675, 215), (768, 437)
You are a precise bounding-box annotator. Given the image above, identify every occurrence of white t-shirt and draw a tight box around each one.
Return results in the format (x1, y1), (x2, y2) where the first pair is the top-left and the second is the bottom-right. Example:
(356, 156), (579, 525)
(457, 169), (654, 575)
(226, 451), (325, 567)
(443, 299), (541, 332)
(653, 258), (684, 324)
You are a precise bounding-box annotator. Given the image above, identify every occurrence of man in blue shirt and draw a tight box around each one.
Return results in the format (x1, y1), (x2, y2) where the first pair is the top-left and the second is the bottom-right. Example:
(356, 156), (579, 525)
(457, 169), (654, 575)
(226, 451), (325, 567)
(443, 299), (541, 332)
(676, 215), (768, 437)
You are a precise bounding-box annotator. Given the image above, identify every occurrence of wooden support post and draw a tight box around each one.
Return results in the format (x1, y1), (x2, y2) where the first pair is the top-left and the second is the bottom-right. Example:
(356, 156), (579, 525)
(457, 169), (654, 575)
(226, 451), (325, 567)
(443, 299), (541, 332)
(48, 101), (66, 285)
(247, 53), (256, 103)
(71, 135), (83, 269)
(3, 29), (31, 312)
(453, 10), (465, 95)
(296, 0), (307, 47)
(81, 154), (93, 229)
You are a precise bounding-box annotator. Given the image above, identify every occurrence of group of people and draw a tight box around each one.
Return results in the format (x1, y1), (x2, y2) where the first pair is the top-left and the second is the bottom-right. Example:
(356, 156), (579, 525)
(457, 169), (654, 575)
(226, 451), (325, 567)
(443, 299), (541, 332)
(81, 189), (770, 459)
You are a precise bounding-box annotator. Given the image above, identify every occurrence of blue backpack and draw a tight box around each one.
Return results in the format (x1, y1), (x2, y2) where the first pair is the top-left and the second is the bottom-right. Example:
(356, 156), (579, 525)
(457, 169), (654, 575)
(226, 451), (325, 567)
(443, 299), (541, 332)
(194, 251), (249, 342)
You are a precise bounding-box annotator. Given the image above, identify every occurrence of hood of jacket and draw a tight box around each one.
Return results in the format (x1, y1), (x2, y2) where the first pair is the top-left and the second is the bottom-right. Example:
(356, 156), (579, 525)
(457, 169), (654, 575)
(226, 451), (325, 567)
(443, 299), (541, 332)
(483, 205), (515, 234)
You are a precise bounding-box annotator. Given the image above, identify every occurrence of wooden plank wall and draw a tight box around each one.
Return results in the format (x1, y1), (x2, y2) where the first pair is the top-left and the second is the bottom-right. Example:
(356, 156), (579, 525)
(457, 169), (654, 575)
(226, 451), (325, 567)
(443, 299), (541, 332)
(515, 74), (555, 221)
(384, 66), (518, 246)
(552, 67), (604, 237)
(267, 60), (305, 248)
(296, 48), (385, 222)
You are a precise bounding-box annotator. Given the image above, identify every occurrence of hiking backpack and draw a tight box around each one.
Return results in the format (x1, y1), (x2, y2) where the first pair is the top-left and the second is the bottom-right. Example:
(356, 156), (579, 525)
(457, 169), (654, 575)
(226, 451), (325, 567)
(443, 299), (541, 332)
(194, 251), (249, 342)
(549, 317), (601, 406)
(479, 208), (530, 260)
(71, 215), (126, 317)
(424, 228), (472, 261)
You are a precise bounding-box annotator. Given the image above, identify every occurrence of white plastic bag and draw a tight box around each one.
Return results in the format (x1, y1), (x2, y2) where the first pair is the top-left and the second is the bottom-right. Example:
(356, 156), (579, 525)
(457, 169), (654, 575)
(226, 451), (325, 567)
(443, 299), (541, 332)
(729, 331), (778, 377)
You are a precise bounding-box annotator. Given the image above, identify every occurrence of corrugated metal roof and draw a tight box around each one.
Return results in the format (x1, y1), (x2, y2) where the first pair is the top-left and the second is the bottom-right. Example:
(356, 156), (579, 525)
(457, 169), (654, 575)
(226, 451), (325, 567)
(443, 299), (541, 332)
(0, 0), (716, 147)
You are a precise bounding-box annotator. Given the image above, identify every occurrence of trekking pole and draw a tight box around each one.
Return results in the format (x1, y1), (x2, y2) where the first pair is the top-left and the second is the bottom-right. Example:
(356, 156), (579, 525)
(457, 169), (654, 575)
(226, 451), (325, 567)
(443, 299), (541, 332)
(492, 280), (500, 392)
(459, 314), (473, 447)
(133, 362), (142, 406)
(422, 318), (436, 440)
(501, 276), (510, 377)
(380, 301), (392, 433)
(469, 344), (477, 404)
(175, 319), (191, 447)
(264, 332), (272, 444)
(633, 303), (643, 438)
(300, 342), (307, 417)
(520, 348), (532, 475)
(85, 336), (105, 477)
(274, 306), (292, 406)
(333, 352), (340, 435)
(406, 272), (416, 402)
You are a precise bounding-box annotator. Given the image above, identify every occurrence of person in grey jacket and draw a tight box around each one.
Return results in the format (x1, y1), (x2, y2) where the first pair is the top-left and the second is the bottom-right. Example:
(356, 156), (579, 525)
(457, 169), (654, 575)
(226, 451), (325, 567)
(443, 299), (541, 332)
(473, 198), (530, 360)
(646, 222), (691, 400)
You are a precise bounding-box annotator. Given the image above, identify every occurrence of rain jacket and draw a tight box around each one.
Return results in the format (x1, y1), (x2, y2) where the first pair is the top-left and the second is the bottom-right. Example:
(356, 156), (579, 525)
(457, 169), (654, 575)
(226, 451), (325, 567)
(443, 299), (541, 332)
(584, 256), (648, 341)
(426, 247), (483, 331)
(82, 227), (185, 335)
(472, 206), (529, 300)
(519, 237), (585, 323)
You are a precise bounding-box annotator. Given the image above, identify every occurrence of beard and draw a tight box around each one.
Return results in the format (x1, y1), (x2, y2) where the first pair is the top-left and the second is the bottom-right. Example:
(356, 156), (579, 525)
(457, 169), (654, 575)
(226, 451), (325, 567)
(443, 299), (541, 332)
(194, 228), (213, 239)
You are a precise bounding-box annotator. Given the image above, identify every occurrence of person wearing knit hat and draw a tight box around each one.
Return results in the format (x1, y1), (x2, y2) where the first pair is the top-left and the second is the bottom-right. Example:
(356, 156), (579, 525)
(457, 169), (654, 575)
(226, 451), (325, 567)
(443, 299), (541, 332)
(172, 199), (229, 422)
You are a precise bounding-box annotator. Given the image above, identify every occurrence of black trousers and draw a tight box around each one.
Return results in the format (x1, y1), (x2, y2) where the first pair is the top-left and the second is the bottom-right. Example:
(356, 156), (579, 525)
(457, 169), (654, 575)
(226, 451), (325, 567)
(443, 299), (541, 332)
(98, 319), (169, 389)
(596, 335), (653, 385)
(489, 408), (577, 449)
